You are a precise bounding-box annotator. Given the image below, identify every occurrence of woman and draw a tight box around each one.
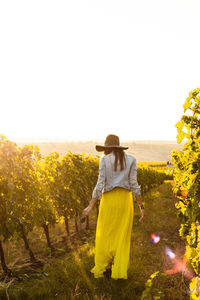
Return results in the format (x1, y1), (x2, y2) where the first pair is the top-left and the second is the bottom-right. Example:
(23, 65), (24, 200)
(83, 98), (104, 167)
(82, 134), (144, 280)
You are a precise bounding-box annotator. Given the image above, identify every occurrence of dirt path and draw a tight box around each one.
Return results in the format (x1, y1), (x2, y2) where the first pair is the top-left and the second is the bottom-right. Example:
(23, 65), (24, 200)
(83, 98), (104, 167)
(76, 182), (189, 300)
(128, 182), (189, 299)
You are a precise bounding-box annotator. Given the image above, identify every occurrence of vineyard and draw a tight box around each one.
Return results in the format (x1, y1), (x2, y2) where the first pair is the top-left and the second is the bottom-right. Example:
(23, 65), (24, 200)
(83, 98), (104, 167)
(0, 135), (171, 279)
(1, 89), (200, 299)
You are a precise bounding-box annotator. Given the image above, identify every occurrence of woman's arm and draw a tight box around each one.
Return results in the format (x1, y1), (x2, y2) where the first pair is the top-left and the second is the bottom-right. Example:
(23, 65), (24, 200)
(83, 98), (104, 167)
(82, 157), (105, 217)
(129, 158), (141, 196)
(129, 159), (145, 222)
(91, 156), (106, 199)
(82, 197), (97, 217)
(135, 194), (145, 222)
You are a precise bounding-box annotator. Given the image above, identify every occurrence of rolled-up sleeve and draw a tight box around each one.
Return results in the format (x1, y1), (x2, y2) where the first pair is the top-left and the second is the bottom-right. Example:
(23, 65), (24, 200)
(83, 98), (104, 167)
(92, 157), (106, 199)
(129, 159), (141, 195)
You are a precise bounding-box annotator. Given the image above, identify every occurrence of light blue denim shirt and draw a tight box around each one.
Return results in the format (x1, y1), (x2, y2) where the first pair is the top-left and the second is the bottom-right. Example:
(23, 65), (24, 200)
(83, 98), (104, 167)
(92, 152), (141, 199)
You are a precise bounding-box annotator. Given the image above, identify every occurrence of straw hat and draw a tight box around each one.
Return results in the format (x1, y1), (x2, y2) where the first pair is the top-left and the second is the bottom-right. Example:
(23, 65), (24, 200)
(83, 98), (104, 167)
(95, 134), (128, 152)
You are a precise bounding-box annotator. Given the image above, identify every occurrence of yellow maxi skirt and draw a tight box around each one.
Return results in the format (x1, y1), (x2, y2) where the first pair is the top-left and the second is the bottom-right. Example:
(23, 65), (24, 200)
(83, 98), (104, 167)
(91, 187), (134, 280)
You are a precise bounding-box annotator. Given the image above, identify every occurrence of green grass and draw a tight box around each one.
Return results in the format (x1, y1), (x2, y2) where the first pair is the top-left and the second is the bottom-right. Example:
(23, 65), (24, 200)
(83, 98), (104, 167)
(0, 182), (190, 299)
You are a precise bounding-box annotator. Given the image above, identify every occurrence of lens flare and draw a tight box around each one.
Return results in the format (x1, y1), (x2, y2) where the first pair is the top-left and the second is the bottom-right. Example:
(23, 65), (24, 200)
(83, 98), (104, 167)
(165, 247), (176, 259)
(151, 234), (160, 244)
(165, 257), (194, 280)
(165, 249), (195, 280)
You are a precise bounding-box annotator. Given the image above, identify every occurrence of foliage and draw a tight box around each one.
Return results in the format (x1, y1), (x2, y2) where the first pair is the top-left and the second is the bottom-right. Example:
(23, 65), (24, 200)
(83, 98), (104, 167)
(137, 167), (168, 195)
(34, 153), (57, 229)
(171, 87), (200, 297)
(141, 271), (166, 300)
(190, 276), (200, 300)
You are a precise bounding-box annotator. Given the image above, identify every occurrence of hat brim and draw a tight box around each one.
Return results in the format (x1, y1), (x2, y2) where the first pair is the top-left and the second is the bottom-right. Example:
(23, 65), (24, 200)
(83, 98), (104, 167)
(95, 145), (129, 152)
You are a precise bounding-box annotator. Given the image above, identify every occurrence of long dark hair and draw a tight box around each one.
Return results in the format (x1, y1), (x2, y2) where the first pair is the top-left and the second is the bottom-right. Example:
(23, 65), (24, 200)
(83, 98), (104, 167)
(104, 148), (126, 171)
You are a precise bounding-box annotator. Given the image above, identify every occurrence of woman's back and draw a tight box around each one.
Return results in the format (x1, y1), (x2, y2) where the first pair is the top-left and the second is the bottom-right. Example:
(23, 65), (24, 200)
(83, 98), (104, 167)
(92, 152), (141, 199)
(103, 152), (134, 180)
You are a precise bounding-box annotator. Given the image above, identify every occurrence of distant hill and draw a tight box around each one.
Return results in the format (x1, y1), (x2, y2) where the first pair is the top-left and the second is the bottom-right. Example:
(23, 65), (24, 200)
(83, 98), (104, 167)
(16, 140), (184, 162)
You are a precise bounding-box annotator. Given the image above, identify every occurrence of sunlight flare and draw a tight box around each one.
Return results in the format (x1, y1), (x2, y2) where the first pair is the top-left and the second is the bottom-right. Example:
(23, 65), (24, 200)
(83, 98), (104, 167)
(151, 234), (160, 244)
(165, 248), (194, 280)
(165, 247), (176, 259)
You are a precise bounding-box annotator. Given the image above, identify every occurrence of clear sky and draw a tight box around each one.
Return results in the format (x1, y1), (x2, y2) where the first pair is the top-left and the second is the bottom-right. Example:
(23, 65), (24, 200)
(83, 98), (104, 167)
(0, 0), (199, 142)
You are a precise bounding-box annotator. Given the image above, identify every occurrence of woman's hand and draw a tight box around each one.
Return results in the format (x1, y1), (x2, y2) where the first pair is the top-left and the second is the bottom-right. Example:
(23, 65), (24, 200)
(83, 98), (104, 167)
(135, 194), (145, 222)
(139, 209), (145, 222)
(82, 205), (92, 217)
(82, 197), (98, 218)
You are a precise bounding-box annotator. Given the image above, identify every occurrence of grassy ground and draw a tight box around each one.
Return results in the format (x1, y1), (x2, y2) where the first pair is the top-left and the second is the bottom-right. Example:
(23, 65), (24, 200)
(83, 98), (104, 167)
(0, 182), (190, 299)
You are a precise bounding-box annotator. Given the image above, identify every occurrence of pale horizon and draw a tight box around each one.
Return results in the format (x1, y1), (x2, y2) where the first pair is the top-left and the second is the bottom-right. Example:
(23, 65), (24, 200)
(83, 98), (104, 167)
(10, 136), (180, 144)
